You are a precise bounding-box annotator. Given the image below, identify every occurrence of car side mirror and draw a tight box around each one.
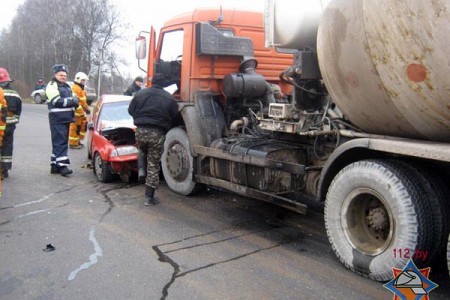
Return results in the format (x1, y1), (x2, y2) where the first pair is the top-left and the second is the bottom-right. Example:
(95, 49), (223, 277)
(87, 122), (94, 131)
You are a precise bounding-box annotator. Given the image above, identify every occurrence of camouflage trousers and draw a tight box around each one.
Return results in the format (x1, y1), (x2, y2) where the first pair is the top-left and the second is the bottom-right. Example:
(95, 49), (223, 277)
(135, 127), (165, 188)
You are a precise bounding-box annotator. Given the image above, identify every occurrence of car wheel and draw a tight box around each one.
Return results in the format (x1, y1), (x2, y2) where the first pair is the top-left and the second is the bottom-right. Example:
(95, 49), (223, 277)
(34, 94), (43, 104)
(325, 159), (434, 281)
(93, 152), (115, 183)
(161, 127), (203, 195)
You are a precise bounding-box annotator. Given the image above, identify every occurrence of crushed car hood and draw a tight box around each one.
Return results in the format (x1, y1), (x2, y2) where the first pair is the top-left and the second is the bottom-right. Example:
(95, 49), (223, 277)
(101, 127), (136, 146)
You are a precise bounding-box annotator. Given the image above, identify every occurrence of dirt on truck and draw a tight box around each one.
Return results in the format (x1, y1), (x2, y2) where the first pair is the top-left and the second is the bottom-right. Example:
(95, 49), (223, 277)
(135, 0), (450, 281)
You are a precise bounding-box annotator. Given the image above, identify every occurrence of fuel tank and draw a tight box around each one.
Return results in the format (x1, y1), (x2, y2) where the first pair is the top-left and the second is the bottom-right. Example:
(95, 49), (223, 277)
(317, 0), (450, 141)
(210, 138), (305, 193)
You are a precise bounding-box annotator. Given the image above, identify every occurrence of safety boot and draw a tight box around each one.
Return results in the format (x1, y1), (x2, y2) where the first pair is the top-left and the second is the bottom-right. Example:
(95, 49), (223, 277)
(144, 185), (159, 206)
(70, 144), (82, 149)
(50, 165), (60, 174)
(59, 166), (73, 177)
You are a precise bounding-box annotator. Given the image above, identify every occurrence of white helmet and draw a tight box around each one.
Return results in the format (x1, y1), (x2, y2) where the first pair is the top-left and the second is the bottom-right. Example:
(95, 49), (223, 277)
(74, 72), (89, 84)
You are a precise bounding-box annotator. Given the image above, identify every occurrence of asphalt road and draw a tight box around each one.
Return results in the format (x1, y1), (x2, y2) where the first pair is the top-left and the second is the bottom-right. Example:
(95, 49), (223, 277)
(1, 103), (449, 299)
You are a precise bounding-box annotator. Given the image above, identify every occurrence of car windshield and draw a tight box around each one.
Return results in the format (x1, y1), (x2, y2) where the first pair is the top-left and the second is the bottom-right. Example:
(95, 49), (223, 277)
(98, 101), (134, 130)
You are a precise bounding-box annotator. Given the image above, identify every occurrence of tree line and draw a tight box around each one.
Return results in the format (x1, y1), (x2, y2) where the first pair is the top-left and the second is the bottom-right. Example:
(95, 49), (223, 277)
(0, 0), (132, 98)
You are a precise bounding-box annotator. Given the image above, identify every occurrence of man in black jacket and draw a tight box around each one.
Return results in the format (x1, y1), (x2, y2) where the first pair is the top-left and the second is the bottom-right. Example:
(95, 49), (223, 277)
(124, 76), (143, 96)
(128, 73), (179, 205)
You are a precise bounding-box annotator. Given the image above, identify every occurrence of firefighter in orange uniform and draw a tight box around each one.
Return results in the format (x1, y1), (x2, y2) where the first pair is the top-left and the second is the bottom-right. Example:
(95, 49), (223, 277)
(69, 72), (90, 149)
(0, 87), (7, 195)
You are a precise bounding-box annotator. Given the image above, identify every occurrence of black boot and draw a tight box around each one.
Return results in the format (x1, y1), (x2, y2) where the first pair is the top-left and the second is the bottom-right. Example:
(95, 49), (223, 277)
(50, 165), (60, 174)
(144, 185), (159, 206)
(137, 150), (147, 184)
(59, 166), (73, 177)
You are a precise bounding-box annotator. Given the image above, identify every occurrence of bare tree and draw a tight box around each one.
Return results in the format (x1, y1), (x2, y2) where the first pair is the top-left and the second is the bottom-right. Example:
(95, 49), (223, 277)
(0, 0), (128, 96)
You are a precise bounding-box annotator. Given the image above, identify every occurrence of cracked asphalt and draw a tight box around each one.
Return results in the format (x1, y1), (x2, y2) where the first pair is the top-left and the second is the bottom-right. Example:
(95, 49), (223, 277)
(1, 103), (449, 300)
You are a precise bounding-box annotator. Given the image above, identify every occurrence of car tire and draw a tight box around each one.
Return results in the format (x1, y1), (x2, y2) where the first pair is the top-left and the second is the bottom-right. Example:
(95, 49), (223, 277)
(34, 94), (43, 104)
(161, 127), (203, 195)
(93, 152), (115, 183)
(324, 159), (434, 281)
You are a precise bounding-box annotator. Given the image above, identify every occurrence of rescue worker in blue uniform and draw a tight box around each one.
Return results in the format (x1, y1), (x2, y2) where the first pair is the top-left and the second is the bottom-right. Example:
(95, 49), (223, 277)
(0, 67), (22, 179)
(45, 64), (79, 176)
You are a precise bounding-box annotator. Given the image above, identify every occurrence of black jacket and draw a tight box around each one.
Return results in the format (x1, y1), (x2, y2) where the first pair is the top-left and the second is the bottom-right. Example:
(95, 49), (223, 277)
(124, 82), (141, 96)
(128, 85), (179, 133)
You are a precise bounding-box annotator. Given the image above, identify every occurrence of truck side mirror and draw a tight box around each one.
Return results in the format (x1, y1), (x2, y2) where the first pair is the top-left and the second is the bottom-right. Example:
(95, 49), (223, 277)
(135, 36), (147, 60)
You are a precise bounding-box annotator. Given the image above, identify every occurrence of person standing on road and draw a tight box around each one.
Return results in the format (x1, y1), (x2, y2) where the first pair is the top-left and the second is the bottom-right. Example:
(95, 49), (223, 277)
(34, 78), (46, 90)
(128, 73), (179, 206)
(45, 64), (79, 177)
(69, 72), (91, 149)
(124, 76), (143, 96)
(0, 67), (22, 179)
(0, 87), (7, 193)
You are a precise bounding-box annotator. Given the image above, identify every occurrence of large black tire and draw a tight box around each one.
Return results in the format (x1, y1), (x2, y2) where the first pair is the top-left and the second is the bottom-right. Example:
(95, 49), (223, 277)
(447, 233), (450, 277)
(397, 162), (449, 265)
(93, 152), (115, 183)
(161, 127), (203, 195)
(324, 159), (434, 281)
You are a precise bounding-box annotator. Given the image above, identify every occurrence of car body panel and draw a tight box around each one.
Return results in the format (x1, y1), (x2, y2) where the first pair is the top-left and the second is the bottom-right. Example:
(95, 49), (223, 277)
(86, 94), (138, 182)
(31, 89), (47, 104)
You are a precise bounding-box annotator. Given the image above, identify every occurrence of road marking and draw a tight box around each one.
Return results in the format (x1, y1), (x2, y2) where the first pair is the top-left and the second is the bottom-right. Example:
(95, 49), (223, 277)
(68, 226), (103, 281)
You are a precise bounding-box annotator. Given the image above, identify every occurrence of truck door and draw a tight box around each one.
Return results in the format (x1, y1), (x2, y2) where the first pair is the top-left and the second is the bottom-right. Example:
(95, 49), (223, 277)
(155, 29), (184, 98)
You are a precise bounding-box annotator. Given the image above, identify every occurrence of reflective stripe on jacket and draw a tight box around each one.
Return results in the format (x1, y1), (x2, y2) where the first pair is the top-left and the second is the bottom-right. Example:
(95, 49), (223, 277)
(0, 88), (6, 145)
(2, 88), (22, 125)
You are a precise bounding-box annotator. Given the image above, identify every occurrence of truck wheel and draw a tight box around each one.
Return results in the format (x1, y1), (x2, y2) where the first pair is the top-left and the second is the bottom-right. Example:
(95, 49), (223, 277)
(447, 233), (450, 277)
(93, 152), (115, 183)
(397, 162), (449, 265)
(325, 159), (434, 281)
(162, 127), (202, 195)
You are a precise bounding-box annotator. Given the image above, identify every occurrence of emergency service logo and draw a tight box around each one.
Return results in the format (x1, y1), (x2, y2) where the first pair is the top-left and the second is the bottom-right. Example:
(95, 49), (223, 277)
(383, 259), (438, 300)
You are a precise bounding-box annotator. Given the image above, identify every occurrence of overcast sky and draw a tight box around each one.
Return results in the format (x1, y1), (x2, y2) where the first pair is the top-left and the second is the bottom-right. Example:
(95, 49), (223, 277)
(1, 0), (332, 79)
(1, 0), (267, 77)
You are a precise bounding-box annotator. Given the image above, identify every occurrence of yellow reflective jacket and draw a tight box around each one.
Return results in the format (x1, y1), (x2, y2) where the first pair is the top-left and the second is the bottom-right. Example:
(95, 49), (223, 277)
(72, 82), (90, 116)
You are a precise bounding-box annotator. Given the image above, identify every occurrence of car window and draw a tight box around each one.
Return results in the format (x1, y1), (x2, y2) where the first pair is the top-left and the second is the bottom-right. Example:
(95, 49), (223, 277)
(97, 101), (134, 131)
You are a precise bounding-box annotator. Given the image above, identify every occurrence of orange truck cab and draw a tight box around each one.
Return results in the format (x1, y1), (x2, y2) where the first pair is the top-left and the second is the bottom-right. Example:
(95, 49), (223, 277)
(139, 9), (292, 102)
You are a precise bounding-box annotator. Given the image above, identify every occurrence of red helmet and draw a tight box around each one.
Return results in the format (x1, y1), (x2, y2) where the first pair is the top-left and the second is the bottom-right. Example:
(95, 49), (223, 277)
(0, 67), (12, 83)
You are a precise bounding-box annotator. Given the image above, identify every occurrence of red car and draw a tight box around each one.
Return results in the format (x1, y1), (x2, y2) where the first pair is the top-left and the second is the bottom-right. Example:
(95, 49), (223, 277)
(86, 94), (138, 182)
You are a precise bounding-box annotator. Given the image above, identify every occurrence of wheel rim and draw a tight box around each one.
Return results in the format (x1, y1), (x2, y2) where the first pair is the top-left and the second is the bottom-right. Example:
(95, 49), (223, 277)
(165, 142), (189, 181)
(341, 188), (394, 256)
(35, 95), (41, 102)
(94, 154), (103, 179)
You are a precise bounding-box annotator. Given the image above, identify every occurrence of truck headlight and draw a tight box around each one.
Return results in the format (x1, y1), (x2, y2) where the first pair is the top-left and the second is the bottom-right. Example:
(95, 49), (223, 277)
(110, 146), (139, 157)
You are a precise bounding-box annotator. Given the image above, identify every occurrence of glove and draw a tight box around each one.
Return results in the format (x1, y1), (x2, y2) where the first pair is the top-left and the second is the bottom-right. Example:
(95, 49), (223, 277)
(84, 107), (91, 114)
(72, 97), (79, 107)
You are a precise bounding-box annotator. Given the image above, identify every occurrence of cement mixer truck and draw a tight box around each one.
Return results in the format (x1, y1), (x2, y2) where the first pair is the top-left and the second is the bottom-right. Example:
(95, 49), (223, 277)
(135, 0), (450, 281)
